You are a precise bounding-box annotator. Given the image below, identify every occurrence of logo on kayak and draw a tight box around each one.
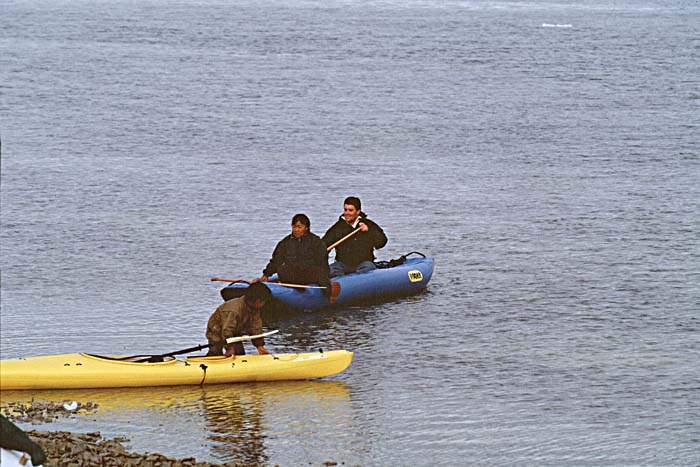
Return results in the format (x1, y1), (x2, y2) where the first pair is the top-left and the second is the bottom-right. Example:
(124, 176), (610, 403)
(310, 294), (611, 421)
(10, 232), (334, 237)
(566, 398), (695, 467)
(408, 270), (423, 282)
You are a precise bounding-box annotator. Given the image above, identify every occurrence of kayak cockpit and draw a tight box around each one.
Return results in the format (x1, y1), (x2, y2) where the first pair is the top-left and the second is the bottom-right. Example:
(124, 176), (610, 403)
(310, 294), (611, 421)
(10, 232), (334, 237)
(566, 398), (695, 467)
(82, 354), (177, 364)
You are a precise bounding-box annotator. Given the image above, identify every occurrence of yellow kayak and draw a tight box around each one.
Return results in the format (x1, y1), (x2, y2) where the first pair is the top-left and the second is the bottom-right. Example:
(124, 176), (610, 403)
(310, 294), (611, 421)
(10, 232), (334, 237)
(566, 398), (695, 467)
(0, 350), (353, 390)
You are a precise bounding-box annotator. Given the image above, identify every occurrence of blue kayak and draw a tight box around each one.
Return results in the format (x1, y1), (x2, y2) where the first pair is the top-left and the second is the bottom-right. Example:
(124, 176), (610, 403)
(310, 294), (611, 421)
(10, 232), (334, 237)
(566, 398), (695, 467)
(220, 253), (434, 311)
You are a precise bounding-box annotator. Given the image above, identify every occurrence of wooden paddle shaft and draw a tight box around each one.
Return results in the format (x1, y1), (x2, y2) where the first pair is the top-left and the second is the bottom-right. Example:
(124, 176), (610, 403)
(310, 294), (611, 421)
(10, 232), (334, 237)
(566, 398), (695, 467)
(270, 282), (327, 289)
(326, 227), (361, 251)
(210, 277), (250, 283)
(210, 228), (359, 286)
(210, 277), (328, 289)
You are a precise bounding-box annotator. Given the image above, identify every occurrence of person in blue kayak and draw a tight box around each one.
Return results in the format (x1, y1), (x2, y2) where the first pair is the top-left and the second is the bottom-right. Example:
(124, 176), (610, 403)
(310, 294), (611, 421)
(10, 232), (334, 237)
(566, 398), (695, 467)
(323, 196), (387, 277)
(253, 213), (332, 294)
(205, 282), (273, 357)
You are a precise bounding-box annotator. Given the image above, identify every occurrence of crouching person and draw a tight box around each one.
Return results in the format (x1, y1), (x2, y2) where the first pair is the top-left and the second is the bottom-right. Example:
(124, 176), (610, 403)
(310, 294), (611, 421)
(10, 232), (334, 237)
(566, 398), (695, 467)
(205, 282), (272, 357)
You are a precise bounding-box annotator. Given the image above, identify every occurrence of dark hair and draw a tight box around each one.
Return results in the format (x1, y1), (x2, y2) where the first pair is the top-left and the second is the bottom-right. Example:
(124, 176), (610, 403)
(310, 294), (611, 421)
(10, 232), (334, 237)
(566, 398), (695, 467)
(291, 213), (310, 229)
(245, 282), (272, 303)
(344, 196), (361, 211)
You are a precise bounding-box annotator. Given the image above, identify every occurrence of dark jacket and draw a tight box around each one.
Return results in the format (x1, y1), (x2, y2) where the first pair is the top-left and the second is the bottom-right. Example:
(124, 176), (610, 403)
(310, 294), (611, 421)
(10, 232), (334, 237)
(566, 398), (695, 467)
(262, 231), (330, 286)
(322, 213), (387, 267)
(205, 297), (265, 347)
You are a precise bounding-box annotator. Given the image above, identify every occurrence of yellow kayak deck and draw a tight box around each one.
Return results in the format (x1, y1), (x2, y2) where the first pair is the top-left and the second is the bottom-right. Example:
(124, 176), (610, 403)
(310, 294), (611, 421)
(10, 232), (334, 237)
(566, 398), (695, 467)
(0, 350), (353, 390)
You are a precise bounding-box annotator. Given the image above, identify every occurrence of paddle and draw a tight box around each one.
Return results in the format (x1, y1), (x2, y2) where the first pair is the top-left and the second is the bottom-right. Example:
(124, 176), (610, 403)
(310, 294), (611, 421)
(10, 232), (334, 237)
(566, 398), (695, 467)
(209, 278), (341, 304)
(210, 228), (359, 286)
(326, 227), (361, 251)
(210, 227), (360, 286)
(210, 278), (325, 289)
(208, 228), (360, 302)
(209, 278), (250, 284)
(130, 330), (280, 363)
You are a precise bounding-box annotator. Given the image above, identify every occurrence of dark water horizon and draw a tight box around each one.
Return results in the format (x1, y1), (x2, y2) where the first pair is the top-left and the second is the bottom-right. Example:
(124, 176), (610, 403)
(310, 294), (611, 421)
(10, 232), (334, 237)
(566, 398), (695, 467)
(1, 0), (699, 465)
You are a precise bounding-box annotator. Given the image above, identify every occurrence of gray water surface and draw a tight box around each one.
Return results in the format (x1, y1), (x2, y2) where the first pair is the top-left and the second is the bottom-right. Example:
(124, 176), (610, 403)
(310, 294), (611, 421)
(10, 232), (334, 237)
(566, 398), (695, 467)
(1, 0), (699, 465)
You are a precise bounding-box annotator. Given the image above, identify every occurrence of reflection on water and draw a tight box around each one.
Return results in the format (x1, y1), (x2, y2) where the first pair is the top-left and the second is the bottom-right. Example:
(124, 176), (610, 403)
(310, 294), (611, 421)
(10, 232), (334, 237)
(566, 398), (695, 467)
(201, 387), (266, 464)
(2, 0), (698, 464)
(0, 380), (351, 465)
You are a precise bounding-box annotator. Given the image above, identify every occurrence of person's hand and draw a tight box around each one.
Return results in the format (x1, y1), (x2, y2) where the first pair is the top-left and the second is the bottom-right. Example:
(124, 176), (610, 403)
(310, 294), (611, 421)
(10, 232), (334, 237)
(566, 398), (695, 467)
(256, 346), (270, 355)
(358, 222), (369, 232)
(252, 275), (268, 283)
(224, 344), (236, 357)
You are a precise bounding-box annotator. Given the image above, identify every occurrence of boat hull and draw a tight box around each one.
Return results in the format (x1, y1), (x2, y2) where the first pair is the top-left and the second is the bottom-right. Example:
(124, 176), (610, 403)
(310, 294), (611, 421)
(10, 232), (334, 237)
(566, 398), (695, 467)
(0, 350), (353, 390)
(222, 256), (434, 310)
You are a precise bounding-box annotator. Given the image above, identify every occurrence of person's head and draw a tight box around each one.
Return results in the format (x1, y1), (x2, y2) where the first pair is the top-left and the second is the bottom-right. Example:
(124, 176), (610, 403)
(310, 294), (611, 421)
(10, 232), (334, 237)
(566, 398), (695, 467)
(244, 282), (272, 312)
(291, 213), (310, 239)
(343, 196), (362, 224)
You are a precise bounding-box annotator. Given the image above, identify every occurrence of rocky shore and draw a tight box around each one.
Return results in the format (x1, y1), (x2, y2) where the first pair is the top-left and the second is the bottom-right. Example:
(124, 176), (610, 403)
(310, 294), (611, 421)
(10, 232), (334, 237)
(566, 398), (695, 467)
(25, 429), (245, 467)
(2, 400), (342, 467)
(2, 400), (244, 467)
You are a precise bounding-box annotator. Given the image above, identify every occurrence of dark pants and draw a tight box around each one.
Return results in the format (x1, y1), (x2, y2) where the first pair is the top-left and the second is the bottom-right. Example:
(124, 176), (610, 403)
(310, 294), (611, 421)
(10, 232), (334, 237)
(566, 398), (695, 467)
(206, 341), (245, 356)
(329, 260), (376, 277)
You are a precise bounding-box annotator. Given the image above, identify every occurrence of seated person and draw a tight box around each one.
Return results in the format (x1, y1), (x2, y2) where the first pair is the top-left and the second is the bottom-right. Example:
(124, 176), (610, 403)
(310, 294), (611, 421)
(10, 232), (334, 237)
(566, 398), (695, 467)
(323, 197), (387, 277)
(255, 213), (331, 291)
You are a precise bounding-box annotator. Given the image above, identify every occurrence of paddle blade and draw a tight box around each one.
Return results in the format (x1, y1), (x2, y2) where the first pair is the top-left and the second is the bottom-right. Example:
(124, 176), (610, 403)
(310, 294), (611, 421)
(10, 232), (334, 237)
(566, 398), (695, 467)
(329, 282), (341, 304)
(225, 330), (280, 344)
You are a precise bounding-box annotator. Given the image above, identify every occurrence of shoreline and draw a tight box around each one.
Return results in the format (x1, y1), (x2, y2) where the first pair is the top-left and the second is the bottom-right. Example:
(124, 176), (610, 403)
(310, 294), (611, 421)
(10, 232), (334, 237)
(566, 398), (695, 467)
(2, 400), (230, 466)
(2, 400), (342, 467)
(25, 429), (245, 467)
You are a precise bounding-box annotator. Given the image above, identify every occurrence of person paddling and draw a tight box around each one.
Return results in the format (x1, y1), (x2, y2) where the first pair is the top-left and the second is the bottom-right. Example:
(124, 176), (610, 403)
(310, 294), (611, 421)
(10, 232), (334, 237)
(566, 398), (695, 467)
(253, 213), (331, 294)
(323, 196), (387, 277)
(205, 282), (273, 357)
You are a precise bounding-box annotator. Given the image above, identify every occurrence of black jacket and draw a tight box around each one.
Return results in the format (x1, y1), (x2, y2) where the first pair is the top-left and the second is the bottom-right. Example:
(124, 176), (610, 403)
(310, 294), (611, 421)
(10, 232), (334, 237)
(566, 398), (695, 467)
(322, 213), (387, 267)
(262, 231), (329, 285)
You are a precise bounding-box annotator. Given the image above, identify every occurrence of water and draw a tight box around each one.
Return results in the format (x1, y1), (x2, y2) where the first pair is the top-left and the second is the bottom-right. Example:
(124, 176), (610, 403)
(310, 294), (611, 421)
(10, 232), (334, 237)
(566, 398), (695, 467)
(1, 0), (699, 465)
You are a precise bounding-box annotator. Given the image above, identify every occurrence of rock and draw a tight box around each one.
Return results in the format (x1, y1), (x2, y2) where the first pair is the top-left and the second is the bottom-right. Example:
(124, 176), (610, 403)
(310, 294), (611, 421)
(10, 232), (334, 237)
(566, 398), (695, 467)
(20, 430), (247, 467)
(3, 402), (339, 466)
(1, 399), (98, 424)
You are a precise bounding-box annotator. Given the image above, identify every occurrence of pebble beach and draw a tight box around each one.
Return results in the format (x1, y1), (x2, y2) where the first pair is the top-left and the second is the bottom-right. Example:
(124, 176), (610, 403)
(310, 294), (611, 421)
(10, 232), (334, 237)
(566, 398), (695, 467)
(2, 400), (342, 467)
(2, 400), (236, 466)
(23, 430), (245, 467)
